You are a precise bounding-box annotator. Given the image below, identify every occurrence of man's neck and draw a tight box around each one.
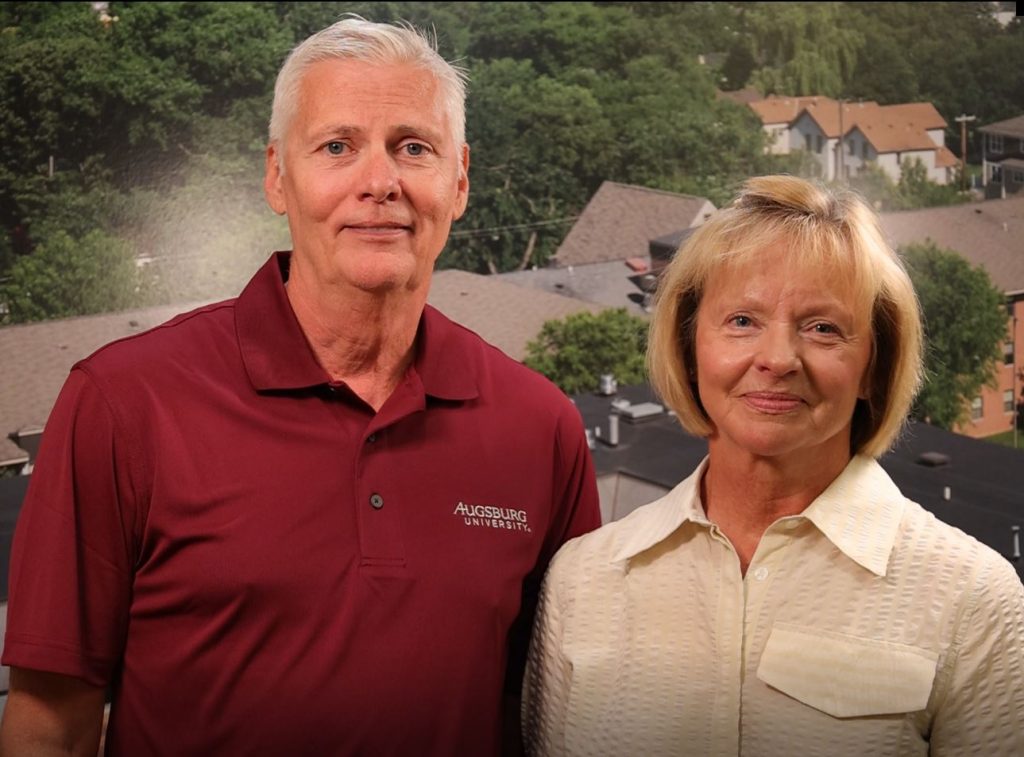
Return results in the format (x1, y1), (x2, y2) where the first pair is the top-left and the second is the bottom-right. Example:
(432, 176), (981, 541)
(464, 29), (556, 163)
(285, 267), (426, 412)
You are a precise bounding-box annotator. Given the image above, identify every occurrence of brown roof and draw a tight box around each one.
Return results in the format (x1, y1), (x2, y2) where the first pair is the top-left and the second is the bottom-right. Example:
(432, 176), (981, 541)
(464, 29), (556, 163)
(935, 145), (959, 169)
(879, 197), (1024, 295)
(849, 103), (947, 153)
(978, 114), (1024, 140)
(749, 95), (835, 126)
(552, 182), (715, 267)
(795, 99), (881, 137)
(0, 278), (603, 464)
(428, 269), (604, 360)
(0, 301), (213, 464)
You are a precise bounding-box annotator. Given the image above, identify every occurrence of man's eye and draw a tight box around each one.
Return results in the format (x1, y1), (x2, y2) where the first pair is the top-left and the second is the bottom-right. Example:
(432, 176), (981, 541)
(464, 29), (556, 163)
(325, 142), (346, 156)
(403, 143), (427, 156)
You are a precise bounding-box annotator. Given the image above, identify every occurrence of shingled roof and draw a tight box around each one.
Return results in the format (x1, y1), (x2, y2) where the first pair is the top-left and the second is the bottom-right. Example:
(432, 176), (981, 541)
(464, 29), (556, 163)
(979, 114), (1024, 139)
(552, 182), (715, 268)
(879, 197), (1024, 295)
(0, 272), (605, 464)
(427, 269), (604, 360)
(0, 302), (213, 466)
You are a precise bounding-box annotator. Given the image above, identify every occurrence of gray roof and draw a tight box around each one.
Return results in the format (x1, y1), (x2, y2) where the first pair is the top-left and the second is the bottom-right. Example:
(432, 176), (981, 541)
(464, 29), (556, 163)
(577, 384), (1024, 581)
(879, 197), (1024, 295)
(552, 181), (715, 267)
(496, 259), (652, 316)
(427, 269), (605, 360)
(978, 115), (1024, 140)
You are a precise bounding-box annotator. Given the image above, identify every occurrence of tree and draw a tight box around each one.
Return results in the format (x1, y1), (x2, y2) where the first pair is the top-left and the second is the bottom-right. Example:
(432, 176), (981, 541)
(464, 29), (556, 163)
(0, 229), (142, 323)
(903, 242), (1008, 429)
(524, 309), (648, 395)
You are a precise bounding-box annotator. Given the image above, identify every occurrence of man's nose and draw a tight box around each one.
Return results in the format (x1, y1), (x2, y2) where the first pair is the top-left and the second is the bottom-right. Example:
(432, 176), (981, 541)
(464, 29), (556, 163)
(755, 326), (801, 376)
(358, 148), (401, 203)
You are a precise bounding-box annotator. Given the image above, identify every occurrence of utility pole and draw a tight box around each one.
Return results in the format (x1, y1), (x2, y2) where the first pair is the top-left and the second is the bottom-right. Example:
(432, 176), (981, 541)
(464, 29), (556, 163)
(955, 114), (976, 191)
(837, 99), (845, 182)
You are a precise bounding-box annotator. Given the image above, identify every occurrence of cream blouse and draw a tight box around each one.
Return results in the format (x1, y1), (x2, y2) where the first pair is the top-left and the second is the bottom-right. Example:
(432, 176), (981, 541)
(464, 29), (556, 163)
(523, 456), (1024, 756)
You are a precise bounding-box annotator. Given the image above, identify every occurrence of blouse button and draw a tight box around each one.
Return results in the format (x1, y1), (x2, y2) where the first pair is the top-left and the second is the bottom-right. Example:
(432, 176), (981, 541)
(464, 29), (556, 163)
(753, 566), (770, 581)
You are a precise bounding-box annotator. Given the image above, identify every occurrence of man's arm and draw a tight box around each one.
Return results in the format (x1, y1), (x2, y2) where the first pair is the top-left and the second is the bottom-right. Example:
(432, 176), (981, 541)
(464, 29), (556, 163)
(0, 668), (106, 757)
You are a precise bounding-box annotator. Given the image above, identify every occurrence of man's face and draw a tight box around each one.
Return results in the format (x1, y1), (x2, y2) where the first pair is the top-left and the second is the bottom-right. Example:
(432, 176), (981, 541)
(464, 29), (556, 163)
(265, 59), (469, 295)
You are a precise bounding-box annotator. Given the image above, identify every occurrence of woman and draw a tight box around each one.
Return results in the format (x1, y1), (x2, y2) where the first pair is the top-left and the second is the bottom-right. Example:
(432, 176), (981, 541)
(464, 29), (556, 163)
(522, 176), (1024, 756)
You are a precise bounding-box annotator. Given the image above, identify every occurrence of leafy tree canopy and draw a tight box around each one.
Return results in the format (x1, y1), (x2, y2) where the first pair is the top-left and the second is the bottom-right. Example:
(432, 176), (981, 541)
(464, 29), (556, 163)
(903, 241), (1008, 429)
(524, 309), (648, 395)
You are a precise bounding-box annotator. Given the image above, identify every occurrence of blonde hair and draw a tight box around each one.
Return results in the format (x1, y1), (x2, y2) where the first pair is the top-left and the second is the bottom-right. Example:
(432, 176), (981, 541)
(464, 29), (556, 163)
(269, 16), (468, 160)
(647, 175), (923, 458)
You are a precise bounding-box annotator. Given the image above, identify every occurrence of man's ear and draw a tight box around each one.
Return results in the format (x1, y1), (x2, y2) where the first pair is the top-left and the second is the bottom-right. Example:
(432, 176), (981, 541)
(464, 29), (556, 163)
(453, 143), (470, 221)
(264, 144), (287, 216)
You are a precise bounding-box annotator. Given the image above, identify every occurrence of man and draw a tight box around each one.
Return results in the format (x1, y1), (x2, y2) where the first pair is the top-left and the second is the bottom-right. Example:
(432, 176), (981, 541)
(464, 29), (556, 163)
(0, 18), (600, 755)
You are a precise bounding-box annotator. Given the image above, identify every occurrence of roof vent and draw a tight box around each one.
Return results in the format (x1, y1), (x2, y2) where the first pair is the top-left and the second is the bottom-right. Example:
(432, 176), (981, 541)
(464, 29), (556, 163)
(620, 402), (665, 423)
(598, 374), (618, 396)
(916, 451), (950, 468)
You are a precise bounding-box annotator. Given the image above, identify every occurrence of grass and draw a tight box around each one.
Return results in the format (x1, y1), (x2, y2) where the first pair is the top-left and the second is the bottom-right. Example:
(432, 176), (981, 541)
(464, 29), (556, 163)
(983, 428), (1023, 450)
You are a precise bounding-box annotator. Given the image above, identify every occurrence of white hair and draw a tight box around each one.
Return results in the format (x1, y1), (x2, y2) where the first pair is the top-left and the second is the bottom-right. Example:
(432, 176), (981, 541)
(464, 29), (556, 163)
(269, 16), (468, 161)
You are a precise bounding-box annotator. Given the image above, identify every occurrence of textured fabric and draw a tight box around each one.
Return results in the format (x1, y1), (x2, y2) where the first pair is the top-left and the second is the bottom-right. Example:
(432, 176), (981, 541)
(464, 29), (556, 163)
(523, 456), (1024, 756)
(3, 252), (602, 756)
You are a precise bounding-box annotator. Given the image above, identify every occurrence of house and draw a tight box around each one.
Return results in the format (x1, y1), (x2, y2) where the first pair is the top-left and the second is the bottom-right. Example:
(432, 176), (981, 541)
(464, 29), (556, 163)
(879, 198), (1024, 438)
(747, 95), (956, 184)
(550, 181), (715, 268)
(978, 114), (1024, 199)
(575, 382), (1023, 581)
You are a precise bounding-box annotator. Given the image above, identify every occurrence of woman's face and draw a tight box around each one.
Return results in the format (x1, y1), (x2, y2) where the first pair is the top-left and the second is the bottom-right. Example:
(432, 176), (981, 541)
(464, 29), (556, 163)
(693, 238), (873, 469)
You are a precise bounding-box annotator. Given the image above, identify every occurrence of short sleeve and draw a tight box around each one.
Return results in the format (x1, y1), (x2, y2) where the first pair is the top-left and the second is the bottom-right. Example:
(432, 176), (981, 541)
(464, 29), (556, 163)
(929, 555), (1024, 754)
(2, 367), (139, 687)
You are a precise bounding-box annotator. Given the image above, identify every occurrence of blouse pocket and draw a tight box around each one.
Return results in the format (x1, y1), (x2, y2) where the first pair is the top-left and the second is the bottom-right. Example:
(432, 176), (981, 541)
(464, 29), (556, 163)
(756, 624), (939, 718)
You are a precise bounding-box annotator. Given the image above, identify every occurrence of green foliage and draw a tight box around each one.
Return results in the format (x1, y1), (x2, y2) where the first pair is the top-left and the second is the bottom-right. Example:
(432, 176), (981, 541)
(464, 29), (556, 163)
(745, 3), (865, 97)
(0, 229), (141, 323)
(903, 242), (1008, 429)
(848, 161), (968, 212)
(524, 309), (648, 395)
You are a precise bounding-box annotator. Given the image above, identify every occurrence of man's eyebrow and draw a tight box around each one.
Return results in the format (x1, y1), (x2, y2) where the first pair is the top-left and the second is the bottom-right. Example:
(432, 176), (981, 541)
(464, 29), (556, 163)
(307, 125), (361, 142)
(395, 124), (444, 144)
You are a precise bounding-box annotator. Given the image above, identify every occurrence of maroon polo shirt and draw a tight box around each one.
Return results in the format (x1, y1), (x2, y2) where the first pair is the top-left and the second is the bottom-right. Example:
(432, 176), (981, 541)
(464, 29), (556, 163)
(3, 252), (600, 755)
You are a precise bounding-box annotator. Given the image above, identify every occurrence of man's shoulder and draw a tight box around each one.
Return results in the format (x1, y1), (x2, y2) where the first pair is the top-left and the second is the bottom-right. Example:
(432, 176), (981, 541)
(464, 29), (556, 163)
(77, 298), (238, 381)
(427, 306), (574, 410)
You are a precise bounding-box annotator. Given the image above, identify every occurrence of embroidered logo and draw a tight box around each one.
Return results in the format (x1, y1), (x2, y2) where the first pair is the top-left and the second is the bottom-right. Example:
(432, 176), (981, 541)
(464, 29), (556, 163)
(453, 501), (531, 533)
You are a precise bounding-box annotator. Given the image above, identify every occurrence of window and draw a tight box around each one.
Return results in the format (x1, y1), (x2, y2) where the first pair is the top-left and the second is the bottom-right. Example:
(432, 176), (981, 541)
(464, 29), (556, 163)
(992, 164), (1003, 182)
(1005, 340), (1015, 365)
(988, 133), (1005, 154)
(1005, 390), (1015, 414)
(861, 142), (869, 160)
(805, 134), (812, 151)
(1014, 169), (1024, 184)
(848, 140), (855, 156)
(971, 396), (983, 421)
(815, 135), (823, 154)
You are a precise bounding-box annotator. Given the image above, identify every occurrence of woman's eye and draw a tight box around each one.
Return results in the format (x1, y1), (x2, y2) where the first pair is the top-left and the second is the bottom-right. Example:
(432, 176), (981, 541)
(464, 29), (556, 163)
(730, 315), (752, 327)
(813, 322), (839, 334)
(325, 142), (346, 156)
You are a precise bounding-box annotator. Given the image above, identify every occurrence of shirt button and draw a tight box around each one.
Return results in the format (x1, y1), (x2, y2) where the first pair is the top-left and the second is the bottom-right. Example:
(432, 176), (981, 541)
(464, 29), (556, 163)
(753, 566), (769, 581)
(369, 493), (384, 509)
(366, 433), (377, 443)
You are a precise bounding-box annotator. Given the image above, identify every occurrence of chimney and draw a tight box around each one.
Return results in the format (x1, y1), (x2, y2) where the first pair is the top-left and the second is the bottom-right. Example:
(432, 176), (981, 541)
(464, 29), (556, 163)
(598, 374), (618, 396)
(608, 414), (620, 447)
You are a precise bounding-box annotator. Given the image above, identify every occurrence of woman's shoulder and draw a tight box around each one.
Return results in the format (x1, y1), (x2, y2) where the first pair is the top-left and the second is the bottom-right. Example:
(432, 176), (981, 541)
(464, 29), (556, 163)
(895, 498), (1023, 599)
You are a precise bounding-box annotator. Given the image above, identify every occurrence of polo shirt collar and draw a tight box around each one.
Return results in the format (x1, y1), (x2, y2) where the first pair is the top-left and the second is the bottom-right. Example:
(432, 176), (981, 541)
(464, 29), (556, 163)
(236, 252), (478, 400)
(609, 455), (905, 576)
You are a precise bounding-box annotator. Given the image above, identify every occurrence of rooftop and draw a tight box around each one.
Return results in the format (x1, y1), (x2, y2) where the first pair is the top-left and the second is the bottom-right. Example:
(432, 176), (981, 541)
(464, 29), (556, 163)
(552, 181), (714, 268)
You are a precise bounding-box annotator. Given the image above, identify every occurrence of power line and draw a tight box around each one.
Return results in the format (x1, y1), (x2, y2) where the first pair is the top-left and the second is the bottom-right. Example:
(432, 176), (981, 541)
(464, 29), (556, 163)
(449, 215), (579, 239)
